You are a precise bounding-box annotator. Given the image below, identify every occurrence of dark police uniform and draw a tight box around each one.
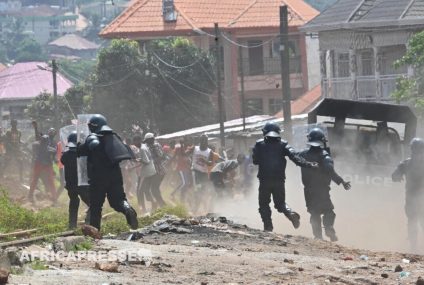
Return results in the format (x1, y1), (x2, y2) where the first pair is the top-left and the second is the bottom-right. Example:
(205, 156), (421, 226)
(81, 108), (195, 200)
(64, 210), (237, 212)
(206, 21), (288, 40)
(78, 114), (138, 230)
(252, 137), (313, 231)
(61, 144), (90, 229)
(392, 155), (424, 249)
(298, 147), (345, 240)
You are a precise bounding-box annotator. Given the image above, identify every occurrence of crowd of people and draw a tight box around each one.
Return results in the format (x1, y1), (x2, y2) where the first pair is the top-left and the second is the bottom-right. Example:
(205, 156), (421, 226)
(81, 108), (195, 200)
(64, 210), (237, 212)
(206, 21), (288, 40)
(121, 132), (252, 216)
(0, 116), (423, 251)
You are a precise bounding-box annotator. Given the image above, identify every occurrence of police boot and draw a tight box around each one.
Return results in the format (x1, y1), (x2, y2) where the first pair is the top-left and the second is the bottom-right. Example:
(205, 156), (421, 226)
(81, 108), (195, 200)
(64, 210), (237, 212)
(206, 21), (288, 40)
(68, 207), (79, 230)
(323, 210), (337, 241)
(122, 201), (138, 230)
(324, 227), (338, 242)
(259, 207), (273, 232)
(283, 204), (300, 229)
(310, 214), (323, 240)
(90, 208), (102, 231)
(263, 221), (273, 232)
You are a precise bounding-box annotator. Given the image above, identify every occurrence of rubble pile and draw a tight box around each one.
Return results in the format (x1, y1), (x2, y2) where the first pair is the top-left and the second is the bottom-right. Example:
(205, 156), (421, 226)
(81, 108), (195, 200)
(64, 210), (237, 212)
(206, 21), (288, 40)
(116, 215), (251, 242)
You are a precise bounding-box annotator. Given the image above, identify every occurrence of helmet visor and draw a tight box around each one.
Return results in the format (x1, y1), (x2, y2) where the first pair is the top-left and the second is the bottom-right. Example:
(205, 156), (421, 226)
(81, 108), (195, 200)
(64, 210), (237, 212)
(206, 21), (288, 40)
(265, 131), (280, 138)
(307, 140), (324, 147)
(67, 141), (77, 148)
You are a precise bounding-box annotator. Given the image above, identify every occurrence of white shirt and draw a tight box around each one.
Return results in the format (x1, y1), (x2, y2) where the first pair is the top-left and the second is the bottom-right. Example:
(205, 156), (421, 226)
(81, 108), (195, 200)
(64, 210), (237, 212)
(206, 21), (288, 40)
(192, 146), (211, 173)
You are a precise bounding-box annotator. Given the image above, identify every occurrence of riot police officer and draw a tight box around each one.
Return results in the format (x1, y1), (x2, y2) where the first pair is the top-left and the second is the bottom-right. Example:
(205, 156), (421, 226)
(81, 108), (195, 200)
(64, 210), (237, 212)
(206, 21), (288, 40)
(78, 114), (138, 230)
(252, 122), (317, 232)
(392, 137), (424, 250)
(61, 131), (90, 229)
(298, 128), (351, 241)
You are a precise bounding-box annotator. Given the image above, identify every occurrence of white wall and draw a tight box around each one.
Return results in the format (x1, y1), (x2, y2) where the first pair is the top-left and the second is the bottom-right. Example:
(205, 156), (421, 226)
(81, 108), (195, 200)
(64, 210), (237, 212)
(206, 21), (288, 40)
(305, 36), (320, 89)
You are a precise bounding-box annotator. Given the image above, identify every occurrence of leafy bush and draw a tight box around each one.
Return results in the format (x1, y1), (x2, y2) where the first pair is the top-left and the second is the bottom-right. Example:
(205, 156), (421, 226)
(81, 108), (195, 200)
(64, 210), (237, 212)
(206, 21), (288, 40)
(0, 190), (67, 235)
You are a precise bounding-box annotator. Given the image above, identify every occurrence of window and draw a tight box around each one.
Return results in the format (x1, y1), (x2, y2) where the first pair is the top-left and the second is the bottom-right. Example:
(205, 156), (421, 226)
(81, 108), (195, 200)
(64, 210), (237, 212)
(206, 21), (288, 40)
(248, 40), (264, 75)
(269, 98), (283, 115)
(337, 53), (350, 78)
(381, 46), (407, 75)
(162, 0), (177, 22)
(245, 99), (263, 116)
(360, 49), (374, 76)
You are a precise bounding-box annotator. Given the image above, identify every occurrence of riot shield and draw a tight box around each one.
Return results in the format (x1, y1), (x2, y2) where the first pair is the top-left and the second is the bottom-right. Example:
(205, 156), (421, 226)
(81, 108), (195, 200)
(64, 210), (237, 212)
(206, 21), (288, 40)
(59, 125), (76, 150)
(76, 114), (95, 186)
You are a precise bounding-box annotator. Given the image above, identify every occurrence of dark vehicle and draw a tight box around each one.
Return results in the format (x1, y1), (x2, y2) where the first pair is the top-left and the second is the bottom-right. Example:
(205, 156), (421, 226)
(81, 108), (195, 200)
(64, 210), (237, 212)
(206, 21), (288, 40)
(306, 98), (417, 187)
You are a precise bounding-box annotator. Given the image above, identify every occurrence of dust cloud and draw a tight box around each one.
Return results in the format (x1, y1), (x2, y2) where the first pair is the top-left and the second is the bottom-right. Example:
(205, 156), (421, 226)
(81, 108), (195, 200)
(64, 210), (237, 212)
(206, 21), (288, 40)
(212, 162), (422, 255)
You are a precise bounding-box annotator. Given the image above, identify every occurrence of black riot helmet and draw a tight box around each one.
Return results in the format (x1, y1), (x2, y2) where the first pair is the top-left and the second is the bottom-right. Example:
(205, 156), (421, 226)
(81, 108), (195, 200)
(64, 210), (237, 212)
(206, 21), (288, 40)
(88, 114), (112, 134)
(410, 137), (424, 155)
(67, 131), (77, 148)
(262, 122), (281, 138)
(307, 127), (327, 148)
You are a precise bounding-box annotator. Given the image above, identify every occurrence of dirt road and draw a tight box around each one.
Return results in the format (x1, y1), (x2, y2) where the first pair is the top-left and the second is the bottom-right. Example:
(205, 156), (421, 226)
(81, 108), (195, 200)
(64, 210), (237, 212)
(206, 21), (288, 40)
(7, 216), (424, 285)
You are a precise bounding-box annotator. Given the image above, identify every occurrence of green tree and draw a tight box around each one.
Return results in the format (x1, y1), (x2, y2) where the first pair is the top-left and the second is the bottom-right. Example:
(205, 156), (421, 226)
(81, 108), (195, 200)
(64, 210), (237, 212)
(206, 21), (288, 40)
(25, 87), (90, 130)
(0, 17), (47, 63)
(393, 31), (424, 115)
(57, 59), (96, 84)
(26, 91), (73, 130)
(91, 38), (216, 134)
(15, 38), (47, 62)
(63, 85), (92, 116)
(151, 38), (216, 133)
(91, 39), (150, 133)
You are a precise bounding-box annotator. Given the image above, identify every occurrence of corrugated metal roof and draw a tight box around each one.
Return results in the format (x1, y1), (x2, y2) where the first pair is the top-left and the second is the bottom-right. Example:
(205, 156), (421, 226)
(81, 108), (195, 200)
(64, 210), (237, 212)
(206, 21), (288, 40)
(304, 0), (424, 31)
(403, 0), (424, 19)
(357, 0), (410, 22)
(156, 115), (273, 139)
(0, 62), (73, 100)
(304, 0), (359, 28)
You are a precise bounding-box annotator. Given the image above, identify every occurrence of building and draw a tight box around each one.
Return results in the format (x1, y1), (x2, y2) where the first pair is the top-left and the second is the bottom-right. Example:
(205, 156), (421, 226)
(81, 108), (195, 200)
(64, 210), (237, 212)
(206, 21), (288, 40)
(0, 62), (73, 120)
(99, 0), (319, 119)
(302, 0), (424, 102)
(0, 4), (78, 44)
(0, 0), (21, 12)
(48, 33), (99, 59)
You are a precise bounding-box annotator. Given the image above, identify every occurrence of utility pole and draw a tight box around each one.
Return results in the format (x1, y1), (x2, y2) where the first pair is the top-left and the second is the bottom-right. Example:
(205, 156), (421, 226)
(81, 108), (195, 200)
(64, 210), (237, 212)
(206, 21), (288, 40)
(238, 46), (246, 131)
(146, 42), (155, 131)
(215, 23), (225, 147)
(52, 59), (59, 133)
(280, 6), (292, 139)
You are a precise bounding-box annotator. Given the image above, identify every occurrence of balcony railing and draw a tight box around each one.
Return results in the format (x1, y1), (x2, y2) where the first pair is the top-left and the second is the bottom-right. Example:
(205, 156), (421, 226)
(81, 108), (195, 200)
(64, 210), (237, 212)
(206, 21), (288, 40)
(323, 74), (404, 101)
(240, 56), (301, 76)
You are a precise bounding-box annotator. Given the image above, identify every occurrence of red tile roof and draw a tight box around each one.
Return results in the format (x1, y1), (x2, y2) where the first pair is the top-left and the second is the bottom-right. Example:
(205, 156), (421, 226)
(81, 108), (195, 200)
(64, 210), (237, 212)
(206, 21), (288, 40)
(0, 62), (73, 100)
(100, 0), (318, 38)
(276, 84), (321, 117)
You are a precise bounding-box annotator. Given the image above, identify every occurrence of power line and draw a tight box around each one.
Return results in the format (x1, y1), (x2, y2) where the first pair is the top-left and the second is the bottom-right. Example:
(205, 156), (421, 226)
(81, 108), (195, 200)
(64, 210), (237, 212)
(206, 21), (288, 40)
(159, 70), (212, 97)
(220, 33), (280, 49)
(152, 51), (203, 69)
(92, 70), (137, 88)
(149, 67), (208, 123)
